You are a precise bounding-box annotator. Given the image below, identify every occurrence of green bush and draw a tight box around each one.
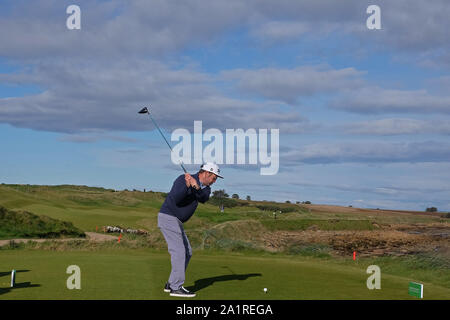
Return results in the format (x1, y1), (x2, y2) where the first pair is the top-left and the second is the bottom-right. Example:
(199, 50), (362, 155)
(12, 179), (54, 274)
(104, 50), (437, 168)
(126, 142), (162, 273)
(209, 197), (239, 208)
(255, 204), (296, 213)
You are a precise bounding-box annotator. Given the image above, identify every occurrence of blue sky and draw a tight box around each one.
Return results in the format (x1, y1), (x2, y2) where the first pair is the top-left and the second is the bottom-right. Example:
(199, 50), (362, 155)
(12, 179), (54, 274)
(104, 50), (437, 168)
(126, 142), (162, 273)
(1, 0), (450, 211)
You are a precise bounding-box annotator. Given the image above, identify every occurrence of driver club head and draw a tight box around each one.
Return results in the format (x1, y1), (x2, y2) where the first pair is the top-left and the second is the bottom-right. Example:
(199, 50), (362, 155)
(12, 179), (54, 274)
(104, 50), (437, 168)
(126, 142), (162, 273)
(138, 107), (149, 114)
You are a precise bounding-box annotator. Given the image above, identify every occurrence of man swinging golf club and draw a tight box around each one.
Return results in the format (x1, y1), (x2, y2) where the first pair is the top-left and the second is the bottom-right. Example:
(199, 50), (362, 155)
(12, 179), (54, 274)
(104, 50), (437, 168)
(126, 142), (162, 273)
(158, 162), (223, 298)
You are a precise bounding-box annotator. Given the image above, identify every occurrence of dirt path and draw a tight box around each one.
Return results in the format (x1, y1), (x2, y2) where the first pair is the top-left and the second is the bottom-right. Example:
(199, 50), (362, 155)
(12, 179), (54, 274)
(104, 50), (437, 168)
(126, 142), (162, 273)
(84, 232), (118, 242)
(0, 232), (117, 247)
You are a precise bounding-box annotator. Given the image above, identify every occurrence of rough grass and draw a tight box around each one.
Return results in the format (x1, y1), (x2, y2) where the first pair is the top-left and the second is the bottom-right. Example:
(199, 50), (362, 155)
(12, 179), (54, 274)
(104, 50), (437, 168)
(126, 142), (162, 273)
(261, 219), (375, 231)
(0, 206), (85, 240)
(337, 253), (450, 290)
(285, 243), (332, 258)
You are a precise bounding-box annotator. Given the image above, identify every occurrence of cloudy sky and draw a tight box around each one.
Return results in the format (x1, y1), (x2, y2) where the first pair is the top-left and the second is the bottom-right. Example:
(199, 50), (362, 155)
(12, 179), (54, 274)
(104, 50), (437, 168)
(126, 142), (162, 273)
(1, 0), (449, 211)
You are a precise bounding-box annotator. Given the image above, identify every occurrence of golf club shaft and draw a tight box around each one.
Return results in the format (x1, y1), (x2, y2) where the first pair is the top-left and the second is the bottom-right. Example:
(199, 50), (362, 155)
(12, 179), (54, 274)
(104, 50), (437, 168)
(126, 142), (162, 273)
(146, 110), (187, 173)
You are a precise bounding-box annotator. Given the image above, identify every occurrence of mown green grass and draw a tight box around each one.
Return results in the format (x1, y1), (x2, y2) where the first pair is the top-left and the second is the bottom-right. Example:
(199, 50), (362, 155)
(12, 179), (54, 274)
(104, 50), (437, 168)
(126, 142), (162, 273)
(0, 249), (449, 300)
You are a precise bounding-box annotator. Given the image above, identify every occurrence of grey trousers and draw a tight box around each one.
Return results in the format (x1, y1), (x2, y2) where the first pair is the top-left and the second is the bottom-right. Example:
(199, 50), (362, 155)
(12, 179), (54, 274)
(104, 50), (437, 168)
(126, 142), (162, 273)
(157, 212), (192, 290)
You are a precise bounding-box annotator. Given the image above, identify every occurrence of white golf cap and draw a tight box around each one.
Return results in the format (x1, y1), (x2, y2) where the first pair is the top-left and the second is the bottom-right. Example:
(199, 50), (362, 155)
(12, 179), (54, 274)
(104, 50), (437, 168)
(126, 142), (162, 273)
(201, 162), (223, 178)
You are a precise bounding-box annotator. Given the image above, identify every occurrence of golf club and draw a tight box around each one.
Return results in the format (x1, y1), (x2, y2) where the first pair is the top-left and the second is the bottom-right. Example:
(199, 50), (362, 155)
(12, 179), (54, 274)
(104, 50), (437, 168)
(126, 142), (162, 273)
(138, 106), (187, 173)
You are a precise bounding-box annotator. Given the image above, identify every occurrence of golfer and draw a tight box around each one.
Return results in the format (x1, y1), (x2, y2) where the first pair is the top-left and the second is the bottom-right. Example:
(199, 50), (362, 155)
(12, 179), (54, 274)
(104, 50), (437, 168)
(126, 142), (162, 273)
(158, 162), (223, 297)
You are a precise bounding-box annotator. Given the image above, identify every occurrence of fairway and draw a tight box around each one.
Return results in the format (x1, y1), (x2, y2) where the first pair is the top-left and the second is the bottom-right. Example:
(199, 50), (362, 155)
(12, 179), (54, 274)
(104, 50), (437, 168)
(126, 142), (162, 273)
(1, 249), (449, 300)
(0, 185), (448, 300)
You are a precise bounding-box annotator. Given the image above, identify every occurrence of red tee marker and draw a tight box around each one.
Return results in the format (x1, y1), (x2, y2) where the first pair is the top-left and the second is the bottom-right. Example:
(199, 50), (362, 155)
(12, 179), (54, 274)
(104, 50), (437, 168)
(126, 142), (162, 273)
(353, 251), (356, 260)
(118, 234), (122, 243)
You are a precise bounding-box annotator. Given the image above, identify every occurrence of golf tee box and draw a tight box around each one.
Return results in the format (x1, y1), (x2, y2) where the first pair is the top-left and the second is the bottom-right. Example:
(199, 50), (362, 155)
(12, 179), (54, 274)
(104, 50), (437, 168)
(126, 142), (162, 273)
(408, 282), (423, 299)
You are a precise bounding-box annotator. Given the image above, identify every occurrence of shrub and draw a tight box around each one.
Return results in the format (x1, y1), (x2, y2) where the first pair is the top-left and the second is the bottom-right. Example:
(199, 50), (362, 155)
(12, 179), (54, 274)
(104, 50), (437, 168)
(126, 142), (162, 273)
(208, 197), (238, 208)
(255, 204), (296, 213)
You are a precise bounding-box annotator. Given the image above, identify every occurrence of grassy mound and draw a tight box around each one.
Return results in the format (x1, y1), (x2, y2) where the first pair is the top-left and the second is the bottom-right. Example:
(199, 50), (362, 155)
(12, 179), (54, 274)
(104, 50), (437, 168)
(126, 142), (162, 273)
(0, 206), (85, 240)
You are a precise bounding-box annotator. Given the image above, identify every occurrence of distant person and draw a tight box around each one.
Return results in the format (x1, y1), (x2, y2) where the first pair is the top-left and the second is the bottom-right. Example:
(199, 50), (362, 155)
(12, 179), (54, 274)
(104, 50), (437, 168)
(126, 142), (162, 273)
(158, 162), (223, 297)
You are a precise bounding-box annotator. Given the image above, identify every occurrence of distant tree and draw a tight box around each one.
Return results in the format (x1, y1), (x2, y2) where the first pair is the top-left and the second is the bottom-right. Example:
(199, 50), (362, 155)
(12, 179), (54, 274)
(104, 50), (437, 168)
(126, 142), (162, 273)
(426, 207), (438, 212)
(210, 190), (240, 208)
(285, 200), (291, 204)
(302, 201), (311, 204)
(232, 194), (239, 199)
(246, 195), (251, 201)
(212, 190), (229, 198)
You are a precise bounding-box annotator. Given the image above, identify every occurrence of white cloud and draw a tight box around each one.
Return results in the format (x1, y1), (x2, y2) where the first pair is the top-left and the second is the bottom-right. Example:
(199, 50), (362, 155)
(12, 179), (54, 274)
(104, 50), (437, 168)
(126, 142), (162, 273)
(340, 118), (450, 135)
(59, 131), (138, 143)
(1, 0), (449, 62)
(251, 21), (311, 42)
(331, 87), (450, 114)
(281, 141), (450, 165)
(222, 66), (365, 104)
(0, 59), (309, 133)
